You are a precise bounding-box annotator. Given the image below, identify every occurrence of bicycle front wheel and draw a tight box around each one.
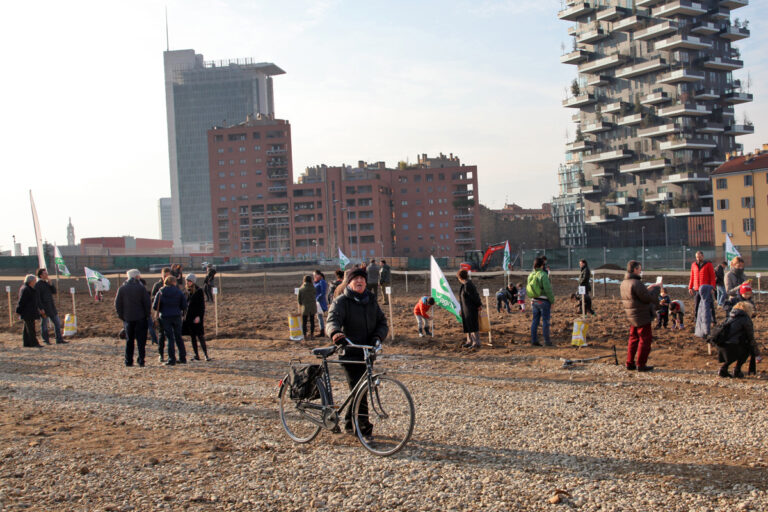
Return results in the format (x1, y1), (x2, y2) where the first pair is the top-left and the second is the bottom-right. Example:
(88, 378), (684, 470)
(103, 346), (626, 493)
(278, 379), (322, 443)
(353, 375), (415, 456)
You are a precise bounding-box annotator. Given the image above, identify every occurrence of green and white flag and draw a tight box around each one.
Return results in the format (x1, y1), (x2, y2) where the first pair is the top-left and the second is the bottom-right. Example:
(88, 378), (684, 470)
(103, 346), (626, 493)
(84, 266), (110, 292)
(502, 240), (512, 271)
(338, 248), (351, 269)
(430, 256), (462, 323)
(725, 233), (741, 263)
(54, 245), (70, 277)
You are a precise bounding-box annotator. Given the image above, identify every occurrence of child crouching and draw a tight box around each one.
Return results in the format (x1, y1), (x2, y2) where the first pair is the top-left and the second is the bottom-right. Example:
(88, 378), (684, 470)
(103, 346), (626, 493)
(414, 296), (435, 337)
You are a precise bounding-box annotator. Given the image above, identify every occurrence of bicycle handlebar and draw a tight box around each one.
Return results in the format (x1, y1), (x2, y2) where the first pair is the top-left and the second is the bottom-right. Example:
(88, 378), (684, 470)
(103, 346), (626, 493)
(339, 337), (382, 354)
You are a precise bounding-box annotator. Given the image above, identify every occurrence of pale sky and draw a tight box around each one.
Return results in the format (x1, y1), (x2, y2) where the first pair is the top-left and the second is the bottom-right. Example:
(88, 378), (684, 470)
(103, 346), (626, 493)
(1, 0), (765, 253)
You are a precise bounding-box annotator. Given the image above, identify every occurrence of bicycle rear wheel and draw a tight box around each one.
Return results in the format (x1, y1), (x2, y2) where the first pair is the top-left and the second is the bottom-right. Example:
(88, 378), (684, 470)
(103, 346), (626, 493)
(278, 379), (322, 443)
(353, 375), (415, 456)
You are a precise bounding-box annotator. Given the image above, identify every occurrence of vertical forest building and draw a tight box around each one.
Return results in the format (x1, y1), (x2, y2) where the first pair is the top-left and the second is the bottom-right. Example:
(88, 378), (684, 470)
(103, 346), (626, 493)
(555, 0), (753, 247)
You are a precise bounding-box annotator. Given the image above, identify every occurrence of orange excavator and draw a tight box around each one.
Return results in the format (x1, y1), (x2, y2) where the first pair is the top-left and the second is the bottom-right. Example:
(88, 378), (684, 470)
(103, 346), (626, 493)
(459, 242), (514, 272)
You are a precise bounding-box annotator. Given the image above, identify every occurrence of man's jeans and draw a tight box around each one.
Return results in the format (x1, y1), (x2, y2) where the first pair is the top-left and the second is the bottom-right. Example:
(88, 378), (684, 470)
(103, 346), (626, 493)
(124, 318), (148, 366)
(716, 285), (727, 307)
(530, 299), (551, 345)
(41, 314), (63, 343)
(160, 315), (185, 363)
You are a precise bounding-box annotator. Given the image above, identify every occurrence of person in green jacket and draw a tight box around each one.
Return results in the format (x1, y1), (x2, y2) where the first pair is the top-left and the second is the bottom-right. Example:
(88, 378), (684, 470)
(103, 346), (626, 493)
(526, 256), (555, 346)
(297, 275), (318, 340)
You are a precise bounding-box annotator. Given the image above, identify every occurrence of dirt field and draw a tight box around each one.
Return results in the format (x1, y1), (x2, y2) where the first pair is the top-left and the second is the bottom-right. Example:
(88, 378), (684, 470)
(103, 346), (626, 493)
(1, 271), (766, 510)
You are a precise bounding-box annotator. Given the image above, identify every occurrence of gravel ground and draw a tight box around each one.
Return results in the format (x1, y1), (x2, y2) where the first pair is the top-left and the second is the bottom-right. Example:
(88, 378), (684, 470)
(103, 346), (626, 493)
(1, 333), (767, 511)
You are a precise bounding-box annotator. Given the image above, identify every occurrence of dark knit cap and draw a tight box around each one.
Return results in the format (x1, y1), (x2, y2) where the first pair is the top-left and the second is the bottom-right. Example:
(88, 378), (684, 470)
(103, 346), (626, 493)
(345, 268), (368, 282)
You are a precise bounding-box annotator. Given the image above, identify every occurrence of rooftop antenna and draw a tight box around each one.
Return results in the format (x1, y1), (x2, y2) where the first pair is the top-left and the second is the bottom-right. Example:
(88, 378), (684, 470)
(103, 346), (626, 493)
(165, 6), (169, 51)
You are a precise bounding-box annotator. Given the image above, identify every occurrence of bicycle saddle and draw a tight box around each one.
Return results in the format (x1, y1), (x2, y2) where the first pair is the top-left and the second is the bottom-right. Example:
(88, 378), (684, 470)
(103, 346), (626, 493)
(311, 346), (336, 358)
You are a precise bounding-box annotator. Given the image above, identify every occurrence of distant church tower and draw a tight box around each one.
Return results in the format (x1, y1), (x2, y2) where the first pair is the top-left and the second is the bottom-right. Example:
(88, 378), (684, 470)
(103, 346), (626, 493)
(67, 217), (75, 246)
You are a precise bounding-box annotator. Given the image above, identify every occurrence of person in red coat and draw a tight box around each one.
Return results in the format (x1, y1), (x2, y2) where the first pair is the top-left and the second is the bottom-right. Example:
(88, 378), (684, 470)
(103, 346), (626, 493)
(688, 251), (716, 323)
(413, 296), (435, 337)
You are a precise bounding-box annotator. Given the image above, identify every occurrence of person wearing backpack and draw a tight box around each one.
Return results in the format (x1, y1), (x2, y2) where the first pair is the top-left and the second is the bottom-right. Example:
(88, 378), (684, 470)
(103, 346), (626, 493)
(723, 281), (754, 318)
(327, 270), (344, 305)
(526, 256), (555, 346)
(714, 301), (760, 378)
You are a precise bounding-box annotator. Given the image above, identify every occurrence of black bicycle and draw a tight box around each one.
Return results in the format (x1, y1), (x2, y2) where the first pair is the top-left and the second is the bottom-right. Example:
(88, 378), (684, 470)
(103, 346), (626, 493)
(278, 339), (415, 456)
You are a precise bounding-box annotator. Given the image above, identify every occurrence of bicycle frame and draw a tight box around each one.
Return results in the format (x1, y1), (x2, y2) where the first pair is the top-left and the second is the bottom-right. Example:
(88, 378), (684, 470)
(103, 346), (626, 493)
(297, 341), (385, 430)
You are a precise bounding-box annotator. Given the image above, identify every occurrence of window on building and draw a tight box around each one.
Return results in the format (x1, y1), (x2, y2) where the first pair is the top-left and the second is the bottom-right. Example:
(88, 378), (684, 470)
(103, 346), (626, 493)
(217, 148), (225, 154)
(214, 135), (223, 142)
(744, 175), (753, 186)
(219, 184), (226, 190)
(438, 173), (445, 180)
(721, 220), (727, 233)
(252, 132), (261, 139)
(239, 147), (246, 152)
(401, 201), (408, 206)
(402, 212), (408, 218)
(716, 178), (727, 189)
(741, 197), (754, 208)
(218, 160), (225, 166)
(254, 145), (261, 151)
(239, 159), (247, 164)
(743, 218), (755, 233)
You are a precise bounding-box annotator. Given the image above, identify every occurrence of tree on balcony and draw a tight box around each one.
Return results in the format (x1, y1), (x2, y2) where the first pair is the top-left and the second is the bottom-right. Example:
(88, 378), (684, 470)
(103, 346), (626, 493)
(575, 126), (584, 142)
(571, 79), (581, 97)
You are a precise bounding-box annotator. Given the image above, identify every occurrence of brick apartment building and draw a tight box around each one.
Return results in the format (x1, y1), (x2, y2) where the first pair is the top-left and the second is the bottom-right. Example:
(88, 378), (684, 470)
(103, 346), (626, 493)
(207, 118), (480, 259)
(494, 202), (552, 221)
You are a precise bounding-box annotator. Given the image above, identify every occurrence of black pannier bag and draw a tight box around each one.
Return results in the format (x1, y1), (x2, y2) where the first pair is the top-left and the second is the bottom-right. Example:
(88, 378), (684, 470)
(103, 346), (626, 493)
(288, 364), (322, 400)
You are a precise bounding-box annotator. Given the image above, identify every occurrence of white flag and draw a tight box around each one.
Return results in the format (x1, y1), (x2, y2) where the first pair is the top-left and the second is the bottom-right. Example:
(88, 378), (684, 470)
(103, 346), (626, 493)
(30, 191), (46, 270)
(430, 256), (462, 323)
(502, 240), (512, 271)
(84, 267), (110, 291)
(725, 233), (741, 263)
(338, 248), (351, 269)
(54, 245), (70, 277)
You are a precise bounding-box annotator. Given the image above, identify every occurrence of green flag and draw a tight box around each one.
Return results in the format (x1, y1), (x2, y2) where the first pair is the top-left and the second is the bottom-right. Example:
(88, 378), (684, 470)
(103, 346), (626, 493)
(725, 233), (741, 263)
(338, 248), (350, 269)
(430, 256), (462, 323)
(503, 240), (512, 270)
(54, 245), (70, 277)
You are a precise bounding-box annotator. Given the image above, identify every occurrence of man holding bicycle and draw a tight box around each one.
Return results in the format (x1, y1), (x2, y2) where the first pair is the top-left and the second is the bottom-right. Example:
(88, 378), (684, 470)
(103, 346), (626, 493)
(326, 268), (388, 438)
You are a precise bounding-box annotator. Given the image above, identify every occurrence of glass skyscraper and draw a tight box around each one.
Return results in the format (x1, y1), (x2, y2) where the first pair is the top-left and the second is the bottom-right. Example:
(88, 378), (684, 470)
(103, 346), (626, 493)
(164, 49), (285, 248)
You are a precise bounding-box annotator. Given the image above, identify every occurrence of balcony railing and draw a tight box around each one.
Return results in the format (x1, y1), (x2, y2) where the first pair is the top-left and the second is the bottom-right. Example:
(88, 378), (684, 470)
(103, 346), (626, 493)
(577, 27), (607, 44)
(612, 15), (644, 32)
(582, 121), (613, 134)
(585, 215), (616, 224)
(619, 158), (668, 173)
(658, 68), (705, 84)
(558, 1), (594, 21)
(655, 34), (711, 51)
(562, 93), (596, 108)
(560, 49), (590, 64)
(266, 148), (287, 155)
(454, 226), (473, 232)
(725, 124), (755, 136)
(722, 91), (753, 104)
(652, 0), (706, 17)
(617, 113), (643, 126)
(720, 25), (750, 41)
(582, 149), (633, 163)
(636, 0), (665, 7)
(693, 88), (719, 100)
(657, 103), (711, 117)
(645, 192), (674, 203)
(698, 122), (725, 134)
(267, 160), (287, 168)
(662, 171), (711, 184)
(720, 0), (748, 9)
(691, 21), (719, 35)
(453, 214), (474, 220)
(641, 91), (670, 105)
(702, 56), (743, 71)
(455, 238), (476, 244)
(635, 21), (677, 41)
(577, 54), (625, 74)
(614, 58), (667, 79)
(659, 139), (717, 151)
(596, 6), (628, 21)
(453, 190), (472, 196)
(637, 123), (679, 138)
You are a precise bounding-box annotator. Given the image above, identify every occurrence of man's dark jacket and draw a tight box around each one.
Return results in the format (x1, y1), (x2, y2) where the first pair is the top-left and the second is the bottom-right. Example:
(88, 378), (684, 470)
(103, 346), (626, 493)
(36, 280), (58, 317)
(115, 278), (151, 322)
(579, 265), (591, 289)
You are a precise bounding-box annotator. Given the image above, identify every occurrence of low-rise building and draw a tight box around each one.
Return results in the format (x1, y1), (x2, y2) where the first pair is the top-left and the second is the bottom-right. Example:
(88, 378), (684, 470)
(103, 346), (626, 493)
(711, 145), (768, 251)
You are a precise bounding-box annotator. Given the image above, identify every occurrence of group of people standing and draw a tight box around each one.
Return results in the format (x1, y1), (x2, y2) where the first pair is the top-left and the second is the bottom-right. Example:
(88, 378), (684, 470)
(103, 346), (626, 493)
(114, 265), (211, 367)
(15, 268), (69, 347)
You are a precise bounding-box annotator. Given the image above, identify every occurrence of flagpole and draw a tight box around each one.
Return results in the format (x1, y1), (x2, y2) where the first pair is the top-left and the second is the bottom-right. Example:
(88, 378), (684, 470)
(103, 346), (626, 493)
(54, 244), (60, 308)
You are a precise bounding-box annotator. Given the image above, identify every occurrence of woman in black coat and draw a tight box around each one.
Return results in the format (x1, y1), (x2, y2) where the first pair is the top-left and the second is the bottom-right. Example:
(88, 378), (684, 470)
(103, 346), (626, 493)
(183, 275), (209, 361)
(16, 275), (42, 347)
(457, 269), (482, 349)
(326, 268), (388, 437)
